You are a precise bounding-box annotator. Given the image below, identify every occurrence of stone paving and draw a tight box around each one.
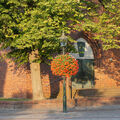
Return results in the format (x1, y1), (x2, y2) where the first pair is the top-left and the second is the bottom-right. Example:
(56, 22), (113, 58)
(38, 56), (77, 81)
(0, 105), (120, 120)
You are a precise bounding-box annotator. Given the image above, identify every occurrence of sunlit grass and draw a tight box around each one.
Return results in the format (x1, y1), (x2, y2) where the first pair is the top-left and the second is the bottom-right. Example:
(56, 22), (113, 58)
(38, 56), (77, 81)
(0, 98), (31, 101)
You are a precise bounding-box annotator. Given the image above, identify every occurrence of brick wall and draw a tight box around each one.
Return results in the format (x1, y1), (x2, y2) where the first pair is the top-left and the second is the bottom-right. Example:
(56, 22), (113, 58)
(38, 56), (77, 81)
(40, 63), (62, 98)
(0, 50), (61, 99)
(95, 49), (120, 89)
(0, 46), (120, 99)
(58, 48), (120, 98)
(0, 50), (32, 99)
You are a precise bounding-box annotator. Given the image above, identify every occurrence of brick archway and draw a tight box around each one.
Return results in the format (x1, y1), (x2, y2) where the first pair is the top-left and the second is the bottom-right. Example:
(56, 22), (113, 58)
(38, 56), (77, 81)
(70, 31), (102, 67)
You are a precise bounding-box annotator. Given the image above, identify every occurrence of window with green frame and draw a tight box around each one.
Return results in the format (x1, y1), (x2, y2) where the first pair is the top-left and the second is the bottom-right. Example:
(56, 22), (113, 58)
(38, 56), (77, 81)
(77, 42), (85, 57)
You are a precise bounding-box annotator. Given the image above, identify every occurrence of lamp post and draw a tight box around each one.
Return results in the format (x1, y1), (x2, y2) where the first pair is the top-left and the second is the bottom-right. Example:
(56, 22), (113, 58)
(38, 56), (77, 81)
(60, 32), (68, 113)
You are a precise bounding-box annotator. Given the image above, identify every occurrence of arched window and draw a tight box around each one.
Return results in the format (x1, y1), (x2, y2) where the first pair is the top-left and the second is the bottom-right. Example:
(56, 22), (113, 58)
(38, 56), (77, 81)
(70, 38), (94, 59)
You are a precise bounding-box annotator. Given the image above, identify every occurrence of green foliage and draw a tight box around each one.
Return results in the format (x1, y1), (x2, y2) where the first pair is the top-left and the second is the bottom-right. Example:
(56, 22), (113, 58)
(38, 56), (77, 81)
(0, 0), (96, 64)
(81, 0), (120, 50)
(0, 0), (120, 65)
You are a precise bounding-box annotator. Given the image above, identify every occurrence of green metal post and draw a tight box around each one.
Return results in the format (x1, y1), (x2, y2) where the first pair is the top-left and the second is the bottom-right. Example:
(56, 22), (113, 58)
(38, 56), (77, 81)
(63, 46), (65, 55)
(62, 46), (67, 112)
(63, 76), (67, 112)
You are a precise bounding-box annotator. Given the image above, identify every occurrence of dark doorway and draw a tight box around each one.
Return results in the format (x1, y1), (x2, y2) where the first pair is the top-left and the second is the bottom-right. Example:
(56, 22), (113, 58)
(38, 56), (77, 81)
(72, 59), (94, 89)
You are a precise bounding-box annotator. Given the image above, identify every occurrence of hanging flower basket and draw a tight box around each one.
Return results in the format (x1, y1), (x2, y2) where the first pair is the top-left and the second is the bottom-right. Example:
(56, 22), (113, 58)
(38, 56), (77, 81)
(51, 54), (79, 77)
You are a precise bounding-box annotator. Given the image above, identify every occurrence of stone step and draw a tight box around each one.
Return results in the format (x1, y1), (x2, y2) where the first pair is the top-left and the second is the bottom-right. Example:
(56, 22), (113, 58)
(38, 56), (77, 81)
(73, 88), (120, 98)
(57, 88), (120, 99)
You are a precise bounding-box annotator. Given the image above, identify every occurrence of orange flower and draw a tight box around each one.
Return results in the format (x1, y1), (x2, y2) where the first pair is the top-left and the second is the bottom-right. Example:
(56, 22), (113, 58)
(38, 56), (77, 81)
(51, 54), (79, 77)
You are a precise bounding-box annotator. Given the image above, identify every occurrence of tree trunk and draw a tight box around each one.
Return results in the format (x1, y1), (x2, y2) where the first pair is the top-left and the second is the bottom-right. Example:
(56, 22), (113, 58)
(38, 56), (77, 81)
(29, 50), (44, 100)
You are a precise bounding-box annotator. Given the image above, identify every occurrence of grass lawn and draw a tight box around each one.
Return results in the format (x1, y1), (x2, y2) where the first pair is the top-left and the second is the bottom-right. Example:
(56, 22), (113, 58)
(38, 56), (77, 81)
(0, 98), (31, 101)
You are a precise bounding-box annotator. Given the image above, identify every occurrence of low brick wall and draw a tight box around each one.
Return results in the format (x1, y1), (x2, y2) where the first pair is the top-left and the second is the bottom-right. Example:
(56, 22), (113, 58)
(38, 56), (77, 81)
(1, 97), (120, 110)
(71, 97), (120, 107)
(0, 100), (64, 111)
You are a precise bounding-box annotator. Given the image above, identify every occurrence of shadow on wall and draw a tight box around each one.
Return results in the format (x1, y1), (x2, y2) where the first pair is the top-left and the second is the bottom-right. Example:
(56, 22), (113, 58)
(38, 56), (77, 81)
(101, 49), (120, 84)
(12, 91), (32, 99)
(12, 62), (30, 76)
(11, 63), (33, 99)
(0, 52), (7, 97)
(73, 88), (103, 99)
(73, 88), (104, 107)
(73, 92), (120, 107)
(11, 63), (32, 99)
(77, 89), (103, 97)
(40, 63), (62, 99)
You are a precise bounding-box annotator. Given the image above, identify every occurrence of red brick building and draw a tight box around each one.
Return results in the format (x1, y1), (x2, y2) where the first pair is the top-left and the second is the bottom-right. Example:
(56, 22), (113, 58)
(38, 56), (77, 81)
(0, 31), (120, 99)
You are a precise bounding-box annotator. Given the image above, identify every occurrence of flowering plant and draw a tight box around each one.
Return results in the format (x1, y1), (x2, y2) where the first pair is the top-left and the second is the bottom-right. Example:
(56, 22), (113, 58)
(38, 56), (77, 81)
(51, 54), (79, 77)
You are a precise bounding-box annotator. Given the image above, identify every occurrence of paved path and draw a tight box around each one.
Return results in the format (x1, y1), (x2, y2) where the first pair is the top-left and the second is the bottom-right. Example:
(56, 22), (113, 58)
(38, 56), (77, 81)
(0, 105), (120, 120)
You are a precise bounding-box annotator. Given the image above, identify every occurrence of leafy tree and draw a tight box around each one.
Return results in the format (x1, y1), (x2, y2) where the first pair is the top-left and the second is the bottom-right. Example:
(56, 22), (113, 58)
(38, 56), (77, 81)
(0, 0), (120, 99)
(0, 0), (96, 64)
(81, 0), (120, 50)
(1, 0), (119, 63)
(0, 0), (97, 99)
